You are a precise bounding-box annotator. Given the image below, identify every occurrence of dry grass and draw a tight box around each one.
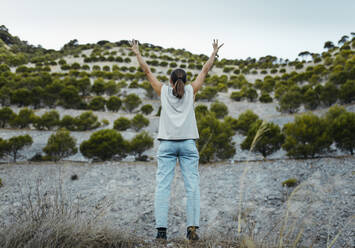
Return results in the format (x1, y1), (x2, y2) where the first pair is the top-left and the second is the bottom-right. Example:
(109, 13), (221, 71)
(0, 124), (353, 247)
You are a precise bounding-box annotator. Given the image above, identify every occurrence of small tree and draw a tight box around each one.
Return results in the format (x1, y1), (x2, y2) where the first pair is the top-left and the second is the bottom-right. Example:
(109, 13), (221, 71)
(34, 110), (60, 130)
(59, 85), (82, 109)
(320, 82), (338, 106)
(140, 81), (155, 99)
(210, 101), (228, 119)
(282, 112), (332, 158)
(277, 87), (303, 113)
(80, 129), (129, 161)
(123, 93), (142, 112)
(241, 120), (284, 158)
(259, 92), (273, 103)
(325, 105), (355, 155)
(131, 114), (149, 131)
(130, 131), (154, 161)
(91, 78), (106, 95)
(4, 134), (33, 162)
(303, 88), (320, 110)
(106, 96), (121, 112)
(105, 80), (118, 96)
(196, 111), (235, 163)
(60, 115), (77, 131)
(75, 111), (101, 131)
(339, 79), (355, 104)
(43, 128), (78, 162)
(236, 110), (259, 135)
(230, 91), (244, 101)
(0, 107), (16, 128)
(140, 104), (154, 115)
(195, 86), (218, 101)
(245, 87), (258, 102)
(10, 108), (36, 129)
(88, 96), (106, 111)
(113, 117), (131, 131)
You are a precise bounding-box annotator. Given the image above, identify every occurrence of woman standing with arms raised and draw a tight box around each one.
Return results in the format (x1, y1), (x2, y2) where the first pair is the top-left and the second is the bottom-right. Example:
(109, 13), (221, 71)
(129, 38), (223, 241)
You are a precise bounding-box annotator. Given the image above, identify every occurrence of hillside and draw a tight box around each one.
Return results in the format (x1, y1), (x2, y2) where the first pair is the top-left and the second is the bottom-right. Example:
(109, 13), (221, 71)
(0, 26), (354, 247)
(0, 26), (354, 163)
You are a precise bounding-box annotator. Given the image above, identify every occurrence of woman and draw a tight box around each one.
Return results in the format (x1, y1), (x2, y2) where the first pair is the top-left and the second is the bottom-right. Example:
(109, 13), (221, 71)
(129, 39), (223, 241)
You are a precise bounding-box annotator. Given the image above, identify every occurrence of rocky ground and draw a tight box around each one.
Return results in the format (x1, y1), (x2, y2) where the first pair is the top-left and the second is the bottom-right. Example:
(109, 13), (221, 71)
(0, 156), (354, 247)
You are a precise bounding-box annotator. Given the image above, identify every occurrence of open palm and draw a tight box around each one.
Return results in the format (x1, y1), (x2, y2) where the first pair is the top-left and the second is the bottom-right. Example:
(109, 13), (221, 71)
(129, 39), (139, 55)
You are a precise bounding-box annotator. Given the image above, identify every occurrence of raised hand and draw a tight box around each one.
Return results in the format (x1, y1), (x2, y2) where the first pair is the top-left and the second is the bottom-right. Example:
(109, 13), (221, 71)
(212, 39), (224, 57)
(129, 39), (140, 55)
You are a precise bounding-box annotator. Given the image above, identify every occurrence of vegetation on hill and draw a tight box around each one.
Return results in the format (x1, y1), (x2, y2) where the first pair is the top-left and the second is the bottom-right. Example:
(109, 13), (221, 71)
(0, 24), (354, 163)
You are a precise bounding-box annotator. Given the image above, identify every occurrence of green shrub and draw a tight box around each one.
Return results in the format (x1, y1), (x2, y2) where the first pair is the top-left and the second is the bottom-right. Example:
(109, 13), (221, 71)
(77, 77), (91, 97)
(103, 65), (110, 72)
(196, 111), (235, 163)
(259, 92), (273, 103)
(131, 114), (149, 131)
(10, 108), (36, 129)
(141, 104), (154, 115)
(106, 96), (122, 112)
(10, 88), (32, 107)
(60, 115), (77, 131)
(303, 88), (320, 110)
(80, 129), (129, 161)
(101, 119), (109, 126)
(282, 112), (332, 158)
(230, 91), (244, 101)
(113, 117), (131, 131)
(320, 82), (338, 106)
(0, 107), (16, 128)
(123, 94), (142, 112)
(339, 79), (355, 104)
(195, 86), (218, 101)
(92, 65), (101, 71)
(169, 62), (177, 68)
(282, 178), (298, 187)
(92, 78), (106, 95)
(216, 112), (235, 132)
(236, 110), (259, 135)
(105, 80), (118, 96)
(34, 110), (60, 130)
(75, 111), (101, 131)
(277, 87), (303, 113)
(241, 120), (284, 158)
(223, 67), (233, 73)
(59, 85), (82, 109)
(71, 63), (81, 70)
(129, 131), (154, 161)
(195, 105), (209, 117)
(326, 105), (355, 154)
(88, 96), (106, 111)
(210, 101), (228, 119)
(245, 87), (258, 102)
(140, 81), (155, 99)
(43, 128), (78, 162)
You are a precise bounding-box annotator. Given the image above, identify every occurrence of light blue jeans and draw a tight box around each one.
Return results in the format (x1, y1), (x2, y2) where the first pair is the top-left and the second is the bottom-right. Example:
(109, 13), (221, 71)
(154, 139), (200, 229)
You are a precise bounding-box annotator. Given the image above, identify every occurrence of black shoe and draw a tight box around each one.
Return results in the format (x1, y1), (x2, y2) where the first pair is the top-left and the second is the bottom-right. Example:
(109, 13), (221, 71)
(155, 227), (167, 241)
(186, 226), (199, 241)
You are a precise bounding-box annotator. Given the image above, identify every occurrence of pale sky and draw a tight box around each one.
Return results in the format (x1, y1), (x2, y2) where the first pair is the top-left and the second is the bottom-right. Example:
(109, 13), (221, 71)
(1, 0), (354, 60)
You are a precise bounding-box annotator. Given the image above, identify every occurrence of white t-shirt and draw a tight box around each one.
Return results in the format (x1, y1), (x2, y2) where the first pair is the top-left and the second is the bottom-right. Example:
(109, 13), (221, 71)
(157, 84), (199, 140)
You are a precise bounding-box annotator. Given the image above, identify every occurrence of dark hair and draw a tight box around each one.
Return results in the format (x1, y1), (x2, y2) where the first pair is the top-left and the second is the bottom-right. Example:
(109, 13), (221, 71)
(170, 68), (186, 99)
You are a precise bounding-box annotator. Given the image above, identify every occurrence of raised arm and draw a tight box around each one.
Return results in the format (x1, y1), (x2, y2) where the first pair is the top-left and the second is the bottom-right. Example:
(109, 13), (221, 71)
(191, 39), (224, 94)
(129, 39), (163, 96)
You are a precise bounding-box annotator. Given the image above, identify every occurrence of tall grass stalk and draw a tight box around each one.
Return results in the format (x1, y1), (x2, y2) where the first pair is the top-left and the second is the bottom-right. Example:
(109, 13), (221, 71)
(237, 121), (269, 234)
